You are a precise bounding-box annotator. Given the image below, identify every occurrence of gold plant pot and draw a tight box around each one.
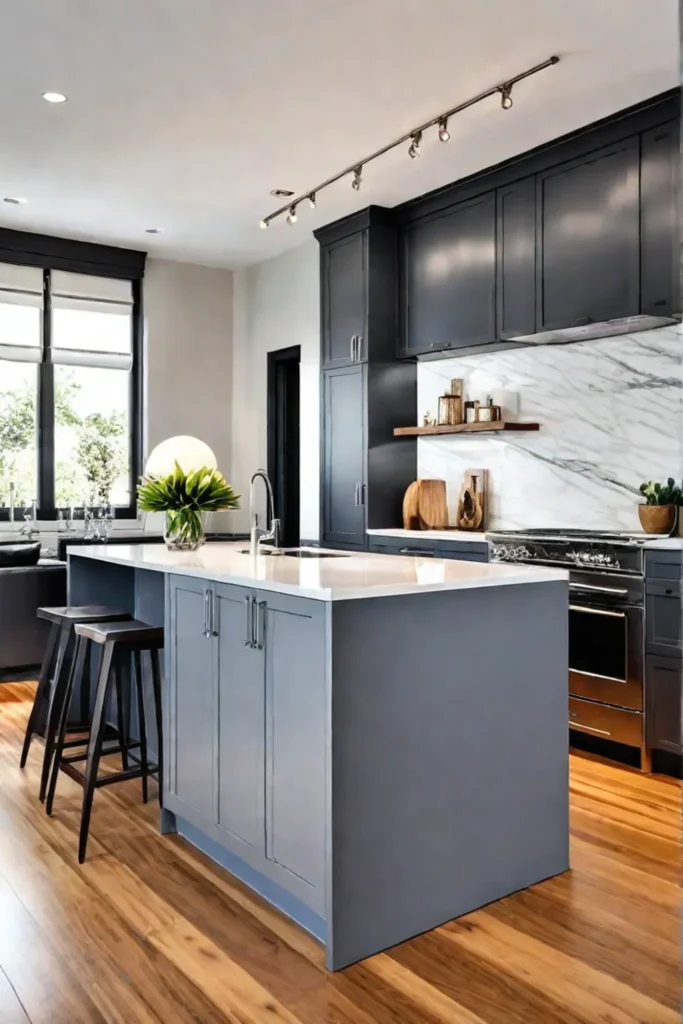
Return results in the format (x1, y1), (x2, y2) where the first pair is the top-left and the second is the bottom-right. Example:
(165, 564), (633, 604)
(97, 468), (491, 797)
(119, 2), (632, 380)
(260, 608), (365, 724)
(637, 504), (675, 535)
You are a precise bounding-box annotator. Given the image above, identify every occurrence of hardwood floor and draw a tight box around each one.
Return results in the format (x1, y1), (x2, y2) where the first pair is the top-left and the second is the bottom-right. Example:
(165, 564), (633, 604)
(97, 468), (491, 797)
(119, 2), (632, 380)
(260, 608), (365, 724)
(0, 681), (680, 1024)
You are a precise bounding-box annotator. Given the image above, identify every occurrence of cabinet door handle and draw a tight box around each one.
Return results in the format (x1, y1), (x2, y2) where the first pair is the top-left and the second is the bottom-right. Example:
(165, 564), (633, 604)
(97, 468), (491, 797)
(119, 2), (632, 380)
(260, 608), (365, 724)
(350, 335), (356, 361)
(354, 483), (361, 506)
(203, 590), (211, 638)
(356, 335), (363, 360)
(399, 547), (435, 557)
(243, 595), (253, 647)
(254, 600), (266, 650)
(211, 590), (218, 637)
(360, 483), (365, 506)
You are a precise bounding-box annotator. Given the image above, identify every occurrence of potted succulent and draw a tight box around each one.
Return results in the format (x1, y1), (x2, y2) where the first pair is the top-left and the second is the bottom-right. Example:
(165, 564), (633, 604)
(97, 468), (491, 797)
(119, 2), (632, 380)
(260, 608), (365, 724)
(138, 461), (240, 551)
(638, 478), (681, 535)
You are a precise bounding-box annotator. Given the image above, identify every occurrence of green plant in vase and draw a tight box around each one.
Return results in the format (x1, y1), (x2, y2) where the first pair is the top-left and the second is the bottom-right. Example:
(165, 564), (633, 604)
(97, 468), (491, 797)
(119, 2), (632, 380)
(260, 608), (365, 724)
(138, 462), (240, 551)
(637, 477), (681, 535)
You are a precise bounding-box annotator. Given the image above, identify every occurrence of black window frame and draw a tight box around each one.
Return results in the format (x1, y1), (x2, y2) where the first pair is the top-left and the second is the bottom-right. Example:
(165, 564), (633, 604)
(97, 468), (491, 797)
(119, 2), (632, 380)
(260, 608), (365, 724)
(0, 228), (145, 521)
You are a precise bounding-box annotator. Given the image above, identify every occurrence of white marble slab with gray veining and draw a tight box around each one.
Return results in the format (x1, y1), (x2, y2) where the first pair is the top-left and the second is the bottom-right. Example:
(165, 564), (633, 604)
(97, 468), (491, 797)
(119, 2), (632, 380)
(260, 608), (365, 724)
(417, 325), (683, 531)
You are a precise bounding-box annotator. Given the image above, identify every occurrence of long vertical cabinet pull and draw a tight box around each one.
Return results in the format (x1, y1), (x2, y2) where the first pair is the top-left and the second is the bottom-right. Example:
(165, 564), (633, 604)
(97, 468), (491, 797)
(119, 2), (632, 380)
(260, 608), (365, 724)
(349, 335), (356, 361)
(211, 589), (218, 637)
(254, 600), (266, 651)
(356, 335), (363, 360)
(242, 595), (253, 648)
(203, 589), (211, 637)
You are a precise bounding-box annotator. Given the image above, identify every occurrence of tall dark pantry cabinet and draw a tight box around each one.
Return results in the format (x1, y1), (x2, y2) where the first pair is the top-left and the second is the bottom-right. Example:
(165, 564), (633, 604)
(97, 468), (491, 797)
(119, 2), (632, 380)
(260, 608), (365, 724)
(315, 209), (416, 550)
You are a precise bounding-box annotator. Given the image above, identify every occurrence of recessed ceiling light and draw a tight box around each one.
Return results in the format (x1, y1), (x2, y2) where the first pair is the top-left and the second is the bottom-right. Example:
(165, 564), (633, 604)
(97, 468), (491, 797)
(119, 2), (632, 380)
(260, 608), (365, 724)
(3, 197), (27, 205)
(145, 228), (162, 234)
(270, 188), (294, 197)
(42, 91), (68, 104)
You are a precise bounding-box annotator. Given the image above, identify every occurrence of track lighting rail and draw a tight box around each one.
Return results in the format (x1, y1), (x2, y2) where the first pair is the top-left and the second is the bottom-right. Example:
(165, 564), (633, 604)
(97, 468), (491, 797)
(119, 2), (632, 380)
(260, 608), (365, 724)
(259, 55), (559, 228)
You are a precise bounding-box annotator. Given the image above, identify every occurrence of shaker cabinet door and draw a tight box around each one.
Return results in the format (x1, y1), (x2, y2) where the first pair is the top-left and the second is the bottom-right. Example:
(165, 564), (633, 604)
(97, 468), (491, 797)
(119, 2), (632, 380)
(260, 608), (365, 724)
(646, 655), (683, 755)
(641, 120), (679, 318)
(535, 137), (640, 331)
(496, 177), (536, 339)
(322, 231), (367, 368)
(214, 583), (265, 858)
(167, 575), (215, 823)
(401, 191), (496, 355)
(262, 591), (326, 914)
(322, 365), (366, 548)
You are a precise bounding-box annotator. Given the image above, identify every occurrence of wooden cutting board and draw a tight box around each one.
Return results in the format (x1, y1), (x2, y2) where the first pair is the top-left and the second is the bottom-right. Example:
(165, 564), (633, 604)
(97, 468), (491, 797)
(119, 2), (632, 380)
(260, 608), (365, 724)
(456, 469), (487, 531)
(417, 479), (448, 530)
(402, 481), (420, 530)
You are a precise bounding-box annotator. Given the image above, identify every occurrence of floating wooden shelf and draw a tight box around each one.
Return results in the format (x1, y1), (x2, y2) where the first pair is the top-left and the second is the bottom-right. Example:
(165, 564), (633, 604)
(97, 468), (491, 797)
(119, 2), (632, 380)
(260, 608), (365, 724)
(393, 422), (540, 437)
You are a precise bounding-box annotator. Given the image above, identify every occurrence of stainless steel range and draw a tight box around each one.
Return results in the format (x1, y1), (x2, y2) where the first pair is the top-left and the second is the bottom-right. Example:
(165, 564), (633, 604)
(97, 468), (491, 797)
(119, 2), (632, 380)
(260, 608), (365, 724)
(489, 528), (654, 770)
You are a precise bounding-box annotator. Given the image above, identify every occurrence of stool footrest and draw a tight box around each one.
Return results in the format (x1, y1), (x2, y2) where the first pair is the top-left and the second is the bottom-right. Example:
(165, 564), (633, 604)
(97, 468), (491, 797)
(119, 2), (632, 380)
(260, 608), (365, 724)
(58, 760), (159, 790)
(61, 741), (142, 766)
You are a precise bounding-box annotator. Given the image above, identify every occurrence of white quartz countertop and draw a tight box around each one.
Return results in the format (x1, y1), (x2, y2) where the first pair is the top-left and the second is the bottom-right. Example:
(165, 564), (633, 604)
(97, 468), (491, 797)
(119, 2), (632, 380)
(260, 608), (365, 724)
(67, 542), (567, 601)
(642, 537), (683, 550)
(367, 528), (489, 544)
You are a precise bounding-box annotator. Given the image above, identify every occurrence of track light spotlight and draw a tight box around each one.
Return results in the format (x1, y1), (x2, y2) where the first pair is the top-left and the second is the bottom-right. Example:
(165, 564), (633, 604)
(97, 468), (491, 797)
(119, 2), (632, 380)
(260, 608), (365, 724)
(309, 193), (316, 209)
(259, 219), (269, 229)
(438, 118), (450, 142)
(286, 205), (298, 225)
(408, 131), (422, 159)
(352, 166), (363, 191)
(500, 84), (513, 110)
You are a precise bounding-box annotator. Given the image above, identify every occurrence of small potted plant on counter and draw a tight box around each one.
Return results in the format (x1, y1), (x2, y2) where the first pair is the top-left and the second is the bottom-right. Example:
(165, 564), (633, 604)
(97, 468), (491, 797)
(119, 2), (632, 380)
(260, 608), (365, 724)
(138, 462), (240, 551)
(638, 478), (681, 534)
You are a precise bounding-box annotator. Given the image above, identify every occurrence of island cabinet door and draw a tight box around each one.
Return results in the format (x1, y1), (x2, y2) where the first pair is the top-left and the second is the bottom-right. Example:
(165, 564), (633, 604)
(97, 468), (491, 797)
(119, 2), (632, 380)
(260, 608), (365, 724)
(167, 575), (216, 824)
(214, 583), (265, 861)
(259, 590), (327, 916)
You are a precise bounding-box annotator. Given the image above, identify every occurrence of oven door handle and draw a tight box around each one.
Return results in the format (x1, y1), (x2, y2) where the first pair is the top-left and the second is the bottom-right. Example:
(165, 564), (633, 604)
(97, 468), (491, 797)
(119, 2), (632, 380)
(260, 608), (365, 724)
(569, 582), (629, 597)
(569, 604), (626, 618)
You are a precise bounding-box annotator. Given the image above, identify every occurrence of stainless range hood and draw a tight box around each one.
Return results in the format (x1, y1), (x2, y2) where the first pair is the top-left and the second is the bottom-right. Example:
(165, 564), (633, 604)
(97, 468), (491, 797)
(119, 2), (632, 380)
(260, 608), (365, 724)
(510, 313), (680, 346)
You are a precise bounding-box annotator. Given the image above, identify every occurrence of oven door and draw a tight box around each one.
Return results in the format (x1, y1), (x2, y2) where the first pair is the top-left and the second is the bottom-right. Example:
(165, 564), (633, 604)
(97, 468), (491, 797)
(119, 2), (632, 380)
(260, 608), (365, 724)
(568, 577), (643, 710)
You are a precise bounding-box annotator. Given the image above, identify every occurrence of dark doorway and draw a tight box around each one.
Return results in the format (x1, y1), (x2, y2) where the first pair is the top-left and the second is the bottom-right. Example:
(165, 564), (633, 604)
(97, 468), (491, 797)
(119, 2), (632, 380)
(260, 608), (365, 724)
(267, 346), (300, 548)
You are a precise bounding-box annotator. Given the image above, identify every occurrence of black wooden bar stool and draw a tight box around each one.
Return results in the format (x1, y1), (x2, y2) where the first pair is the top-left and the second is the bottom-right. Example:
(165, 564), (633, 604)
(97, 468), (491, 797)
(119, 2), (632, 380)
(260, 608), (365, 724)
(45, 618), (164, 863)
(19, 605), (130, 801)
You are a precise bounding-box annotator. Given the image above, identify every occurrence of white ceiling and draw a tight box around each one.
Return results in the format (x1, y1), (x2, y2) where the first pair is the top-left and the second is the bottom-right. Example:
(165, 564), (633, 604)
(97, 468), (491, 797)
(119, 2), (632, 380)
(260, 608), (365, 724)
(0, 0), (678, 269)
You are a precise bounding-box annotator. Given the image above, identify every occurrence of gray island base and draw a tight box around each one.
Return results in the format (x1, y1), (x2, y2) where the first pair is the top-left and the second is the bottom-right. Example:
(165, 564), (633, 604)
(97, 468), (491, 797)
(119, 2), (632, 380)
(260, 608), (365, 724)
(68, 544), (569, 971)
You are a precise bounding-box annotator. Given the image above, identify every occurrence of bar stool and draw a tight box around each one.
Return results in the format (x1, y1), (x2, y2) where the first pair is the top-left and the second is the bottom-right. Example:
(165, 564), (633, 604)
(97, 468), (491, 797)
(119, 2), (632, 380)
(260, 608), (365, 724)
(19, 605), (131, 801)
(45, 618), (164, 863)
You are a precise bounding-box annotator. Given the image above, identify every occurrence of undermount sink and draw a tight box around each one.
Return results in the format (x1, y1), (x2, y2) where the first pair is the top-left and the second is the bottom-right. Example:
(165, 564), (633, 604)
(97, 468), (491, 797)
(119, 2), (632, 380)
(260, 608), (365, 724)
(237, 548), (350, 559)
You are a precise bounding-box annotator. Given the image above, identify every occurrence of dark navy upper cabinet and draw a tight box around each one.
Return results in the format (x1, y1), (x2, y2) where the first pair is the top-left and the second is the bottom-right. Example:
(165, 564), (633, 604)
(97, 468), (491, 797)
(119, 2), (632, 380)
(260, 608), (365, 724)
(641, 120), (680, 318)
(400, 192), (496, 357)
(322, 365), (366, 549)
(318, 208), (398, 369)
(535, 137), (640, 332)
(321, 231), (367, 368)
(496, 177), (536, 340)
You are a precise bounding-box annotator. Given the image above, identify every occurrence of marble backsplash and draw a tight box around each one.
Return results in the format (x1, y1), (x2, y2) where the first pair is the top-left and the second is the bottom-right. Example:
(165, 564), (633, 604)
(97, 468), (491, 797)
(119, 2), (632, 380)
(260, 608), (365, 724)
(417, 325), (683, 532)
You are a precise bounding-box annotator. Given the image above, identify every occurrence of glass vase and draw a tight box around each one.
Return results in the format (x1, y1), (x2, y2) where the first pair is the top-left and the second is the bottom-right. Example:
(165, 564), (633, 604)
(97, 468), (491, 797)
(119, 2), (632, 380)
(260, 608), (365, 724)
(164, 509), (206, 551)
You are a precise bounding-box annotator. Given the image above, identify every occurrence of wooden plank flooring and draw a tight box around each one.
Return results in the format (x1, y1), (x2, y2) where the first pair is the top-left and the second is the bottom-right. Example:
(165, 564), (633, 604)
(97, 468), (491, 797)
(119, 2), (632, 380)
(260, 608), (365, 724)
(0, 680), (680, 1024)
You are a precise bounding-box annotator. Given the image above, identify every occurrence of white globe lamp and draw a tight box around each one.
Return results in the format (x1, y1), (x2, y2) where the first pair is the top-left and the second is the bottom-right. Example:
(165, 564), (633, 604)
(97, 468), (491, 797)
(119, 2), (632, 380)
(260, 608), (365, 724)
(144, 436), (218, 477)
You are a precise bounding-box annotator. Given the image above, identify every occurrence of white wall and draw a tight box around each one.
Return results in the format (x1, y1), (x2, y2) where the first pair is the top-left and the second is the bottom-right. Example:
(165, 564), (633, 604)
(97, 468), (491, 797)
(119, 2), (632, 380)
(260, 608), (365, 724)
(143, 258), (236, 532)
(231, 241), (320, 538)
(144, 258), (233, 472)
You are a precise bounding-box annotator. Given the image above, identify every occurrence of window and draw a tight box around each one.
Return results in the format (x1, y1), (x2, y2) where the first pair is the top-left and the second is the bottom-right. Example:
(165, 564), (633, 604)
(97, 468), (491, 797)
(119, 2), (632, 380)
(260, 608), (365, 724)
(0, 262), (140, 519)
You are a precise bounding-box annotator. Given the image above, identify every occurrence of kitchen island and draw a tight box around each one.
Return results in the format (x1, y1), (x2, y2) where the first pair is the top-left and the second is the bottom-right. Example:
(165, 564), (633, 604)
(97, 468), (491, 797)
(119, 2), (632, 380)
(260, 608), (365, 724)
(67, 542), (569, 971)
